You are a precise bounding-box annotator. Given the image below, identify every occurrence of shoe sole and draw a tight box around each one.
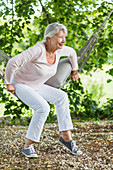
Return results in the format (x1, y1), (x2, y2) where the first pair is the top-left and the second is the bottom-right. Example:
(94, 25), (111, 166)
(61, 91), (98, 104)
(58, 140), (82, 155)
(22, 151), (38, 158)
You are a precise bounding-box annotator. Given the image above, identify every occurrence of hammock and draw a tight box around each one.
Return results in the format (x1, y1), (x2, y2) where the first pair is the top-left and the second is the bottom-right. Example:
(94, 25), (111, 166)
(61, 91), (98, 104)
(0, 9), (113, 89)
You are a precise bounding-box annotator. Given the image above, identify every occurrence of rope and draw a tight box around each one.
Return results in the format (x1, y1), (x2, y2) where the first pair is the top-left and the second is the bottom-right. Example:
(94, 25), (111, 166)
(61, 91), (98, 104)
(95, 9), (113, 36)
(0, 73), (5, 82)
(0, 49), (10, 60)
(79, 38), (98, 73)
(77, 9), (113, 64)
(78, 34), (97, 64)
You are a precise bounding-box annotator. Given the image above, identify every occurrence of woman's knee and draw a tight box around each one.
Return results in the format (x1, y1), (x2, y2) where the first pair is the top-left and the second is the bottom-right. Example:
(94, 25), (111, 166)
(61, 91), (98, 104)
(13, 83), (50, 113)
(39, 102), (50, 113)
(60, 90), (68, 100)
(55, 90), (69, 105)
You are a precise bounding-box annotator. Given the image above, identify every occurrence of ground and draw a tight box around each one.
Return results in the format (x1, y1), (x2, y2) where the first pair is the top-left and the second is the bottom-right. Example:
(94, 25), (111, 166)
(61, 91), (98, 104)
(0, 120), (113, 170)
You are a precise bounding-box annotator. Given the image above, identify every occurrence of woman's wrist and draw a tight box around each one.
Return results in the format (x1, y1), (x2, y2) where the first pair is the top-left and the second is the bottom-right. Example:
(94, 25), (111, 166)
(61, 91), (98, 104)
(72, 70), (78, 74)
(6, 83), (12, 87)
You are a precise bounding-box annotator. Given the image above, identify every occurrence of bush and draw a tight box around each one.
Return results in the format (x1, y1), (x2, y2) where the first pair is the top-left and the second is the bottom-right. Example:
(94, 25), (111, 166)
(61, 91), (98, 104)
(102, 99), (113, 119)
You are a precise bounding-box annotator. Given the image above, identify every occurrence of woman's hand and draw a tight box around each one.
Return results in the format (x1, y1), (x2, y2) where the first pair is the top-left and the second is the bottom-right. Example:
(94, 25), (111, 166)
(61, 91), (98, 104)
(6, 84), (15, 94)
(71, 70), (79, 81)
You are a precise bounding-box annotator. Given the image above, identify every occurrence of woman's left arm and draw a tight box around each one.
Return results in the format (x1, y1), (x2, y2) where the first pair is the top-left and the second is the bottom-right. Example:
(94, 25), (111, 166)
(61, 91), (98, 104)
(58, 46), (79, 81)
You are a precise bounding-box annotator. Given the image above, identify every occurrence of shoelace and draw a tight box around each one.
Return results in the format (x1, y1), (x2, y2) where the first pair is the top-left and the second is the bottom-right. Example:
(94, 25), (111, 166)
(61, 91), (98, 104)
(29, 145), (36, 154)
(71, 140), (78, 152)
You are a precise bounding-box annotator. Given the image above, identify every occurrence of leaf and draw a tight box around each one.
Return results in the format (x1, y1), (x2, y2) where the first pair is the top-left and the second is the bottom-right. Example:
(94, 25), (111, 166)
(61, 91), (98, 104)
(107, 79), (112, 83)
(109, 68), (113, 76)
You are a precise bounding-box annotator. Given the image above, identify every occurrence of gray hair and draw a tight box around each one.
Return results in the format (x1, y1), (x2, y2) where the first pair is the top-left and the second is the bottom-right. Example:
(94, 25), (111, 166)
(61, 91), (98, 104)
(44, 22), (67, 40)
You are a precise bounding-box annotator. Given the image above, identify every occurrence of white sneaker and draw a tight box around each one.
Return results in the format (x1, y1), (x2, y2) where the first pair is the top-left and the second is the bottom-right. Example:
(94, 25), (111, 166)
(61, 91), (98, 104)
(22, 144), (38, 158)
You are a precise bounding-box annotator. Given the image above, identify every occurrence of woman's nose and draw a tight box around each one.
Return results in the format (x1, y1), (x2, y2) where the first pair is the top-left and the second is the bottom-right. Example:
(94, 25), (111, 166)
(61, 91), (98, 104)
(62, 38), (66, 43)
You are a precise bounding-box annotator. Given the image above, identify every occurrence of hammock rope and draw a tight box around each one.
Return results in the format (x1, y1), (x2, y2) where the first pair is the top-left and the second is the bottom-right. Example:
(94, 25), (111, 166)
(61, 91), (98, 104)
(0, 9), (113, 88)
(77, 9), (113, 64)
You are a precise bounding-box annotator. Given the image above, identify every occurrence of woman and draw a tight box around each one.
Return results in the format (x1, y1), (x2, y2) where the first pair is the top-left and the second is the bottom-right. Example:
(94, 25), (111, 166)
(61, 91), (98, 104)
(5, 22), (82, 157)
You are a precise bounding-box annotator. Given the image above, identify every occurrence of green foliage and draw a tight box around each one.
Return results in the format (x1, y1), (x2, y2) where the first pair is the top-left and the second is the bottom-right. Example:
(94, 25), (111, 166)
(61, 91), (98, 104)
(102, 99), (113, 119)
(106, 67), (113, 83)
(107, 79), (112, 83)
(106, 68), (113, 76)
(0, 0), (113, 123)
(62, 79), (113, 121)
(62, 79), (102, 120)
(46, 103), (56, 123)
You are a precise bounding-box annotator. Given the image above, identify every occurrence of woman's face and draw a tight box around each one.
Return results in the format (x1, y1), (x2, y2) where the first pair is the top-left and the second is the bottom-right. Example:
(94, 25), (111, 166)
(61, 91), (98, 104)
(49, 30), (66, 50)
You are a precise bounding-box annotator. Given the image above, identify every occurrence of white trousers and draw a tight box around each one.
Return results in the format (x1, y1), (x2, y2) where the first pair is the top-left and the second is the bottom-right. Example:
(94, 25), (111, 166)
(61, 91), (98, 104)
(13, 79), (73, 142)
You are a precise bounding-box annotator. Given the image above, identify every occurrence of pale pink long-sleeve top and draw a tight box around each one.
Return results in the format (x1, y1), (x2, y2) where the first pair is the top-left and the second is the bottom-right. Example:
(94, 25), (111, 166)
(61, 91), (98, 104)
(5, 41), (78, 90)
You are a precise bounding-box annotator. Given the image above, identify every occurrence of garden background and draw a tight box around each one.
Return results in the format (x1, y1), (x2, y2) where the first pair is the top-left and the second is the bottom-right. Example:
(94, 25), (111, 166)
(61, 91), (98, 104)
(0, 0), (113, 169)
(0, 0), (113, 123)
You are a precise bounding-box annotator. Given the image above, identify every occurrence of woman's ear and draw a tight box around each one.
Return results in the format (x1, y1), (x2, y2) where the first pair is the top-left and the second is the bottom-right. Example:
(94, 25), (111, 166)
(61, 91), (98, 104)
(47, 37), (51, 41)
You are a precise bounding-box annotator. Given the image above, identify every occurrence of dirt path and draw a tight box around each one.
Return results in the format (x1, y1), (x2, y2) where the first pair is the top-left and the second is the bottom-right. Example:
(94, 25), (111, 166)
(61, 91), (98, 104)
(0, 120), (113, 170)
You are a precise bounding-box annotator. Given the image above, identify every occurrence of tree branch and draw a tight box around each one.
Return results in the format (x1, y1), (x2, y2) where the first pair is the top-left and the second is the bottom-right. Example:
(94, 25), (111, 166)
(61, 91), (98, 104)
(38, 0), (51, 24)
(10, 0), (14, 57)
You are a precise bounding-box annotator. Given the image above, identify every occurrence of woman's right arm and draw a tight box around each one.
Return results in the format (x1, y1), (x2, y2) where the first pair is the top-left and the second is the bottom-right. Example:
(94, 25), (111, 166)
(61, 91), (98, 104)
(5, 44), (41, 85)
(5, 50), (32, 94)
